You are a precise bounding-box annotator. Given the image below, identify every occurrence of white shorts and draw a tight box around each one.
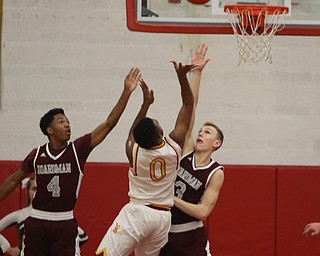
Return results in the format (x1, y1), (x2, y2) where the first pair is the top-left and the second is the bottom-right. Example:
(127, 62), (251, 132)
(96, 203), (171, 256)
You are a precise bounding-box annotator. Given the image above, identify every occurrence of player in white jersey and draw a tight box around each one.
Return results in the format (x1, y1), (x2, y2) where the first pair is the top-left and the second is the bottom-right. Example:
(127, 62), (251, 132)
(95, 61), (196, 256)
(128, 137), (181, 207)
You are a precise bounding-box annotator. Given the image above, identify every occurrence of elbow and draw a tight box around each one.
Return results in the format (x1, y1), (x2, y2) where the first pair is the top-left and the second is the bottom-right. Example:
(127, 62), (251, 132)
(196, 208), (211, 221)
(198, 213), (210, 221)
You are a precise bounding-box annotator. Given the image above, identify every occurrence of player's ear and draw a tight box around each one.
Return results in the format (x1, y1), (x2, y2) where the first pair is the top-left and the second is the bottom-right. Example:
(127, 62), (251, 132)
(213, 140), (222, 150)
(47, 126), (53, 135)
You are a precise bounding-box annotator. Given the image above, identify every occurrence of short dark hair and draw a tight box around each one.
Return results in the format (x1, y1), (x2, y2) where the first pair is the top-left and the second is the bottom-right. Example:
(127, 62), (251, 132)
(39, 108), (65, 135)
(133, 117), (158, 149)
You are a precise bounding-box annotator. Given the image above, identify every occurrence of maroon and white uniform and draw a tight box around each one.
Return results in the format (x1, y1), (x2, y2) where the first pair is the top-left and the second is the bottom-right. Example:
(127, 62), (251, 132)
(20, 133), (92, 256)
(160, 150), (224, 256)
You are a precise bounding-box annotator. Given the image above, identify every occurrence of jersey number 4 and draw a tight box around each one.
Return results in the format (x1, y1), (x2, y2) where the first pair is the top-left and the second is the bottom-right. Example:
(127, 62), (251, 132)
(47, 175), (61, 197)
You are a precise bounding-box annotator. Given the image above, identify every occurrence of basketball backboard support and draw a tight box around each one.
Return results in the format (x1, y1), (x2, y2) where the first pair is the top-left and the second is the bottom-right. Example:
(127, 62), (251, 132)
(126, 0), (320, 36)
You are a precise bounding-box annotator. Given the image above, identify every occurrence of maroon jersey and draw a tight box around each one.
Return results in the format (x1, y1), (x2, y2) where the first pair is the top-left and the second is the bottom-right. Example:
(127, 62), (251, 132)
(21, 134), (92, 213)
(171, 151), (223, 225)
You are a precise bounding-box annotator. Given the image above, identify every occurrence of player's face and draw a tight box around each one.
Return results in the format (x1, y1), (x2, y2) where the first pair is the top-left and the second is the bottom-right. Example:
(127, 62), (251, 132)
(28, 180), (37, 204)
(195, 125), (221, 152)
(48, 114), (71, 141)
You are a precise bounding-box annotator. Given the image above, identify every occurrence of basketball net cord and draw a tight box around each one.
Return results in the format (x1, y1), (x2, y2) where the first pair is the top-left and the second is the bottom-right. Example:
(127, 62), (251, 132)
(226, 8), (287, 65)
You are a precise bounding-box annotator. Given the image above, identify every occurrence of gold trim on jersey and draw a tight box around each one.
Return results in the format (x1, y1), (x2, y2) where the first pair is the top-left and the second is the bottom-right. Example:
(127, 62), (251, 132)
(147, 204), (171, 211)
(132, 136), (180, 178)
(150, 139), (165, 149)
(95, 247), (106, 256)
(164, 137), (180, 169)
(132, 144), (139, 176)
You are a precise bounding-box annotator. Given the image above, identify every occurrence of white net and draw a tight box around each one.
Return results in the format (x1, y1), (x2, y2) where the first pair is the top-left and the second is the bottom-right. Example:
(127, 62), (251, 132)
(225, 5), (288, 65)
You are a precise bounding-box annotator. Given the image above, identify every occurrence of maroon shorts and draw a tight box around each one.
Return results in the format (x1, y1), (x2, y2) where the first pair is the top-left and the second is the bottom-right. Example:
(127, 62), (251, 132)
(23, 217), (78, 256)
(160, 226), (210, 256)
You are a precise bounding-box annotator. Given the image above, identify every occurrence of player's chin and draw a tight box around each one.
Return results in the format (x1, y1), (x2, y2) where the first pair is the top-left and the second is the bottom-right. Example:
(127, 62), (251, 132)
(195, 143), (202, 150)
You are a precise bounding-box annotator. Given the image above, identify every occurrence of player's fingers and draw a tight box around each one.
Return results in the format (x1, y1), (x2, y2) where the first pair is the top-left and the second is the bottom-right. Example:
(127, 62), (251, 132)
(202, 44), (208, 56)
(140, 79), (148, 90)
(170, 60), (178, 69)
(204, 58), (211, 65)
(130, 67), (140, 78)
(135, 68), (141, 78)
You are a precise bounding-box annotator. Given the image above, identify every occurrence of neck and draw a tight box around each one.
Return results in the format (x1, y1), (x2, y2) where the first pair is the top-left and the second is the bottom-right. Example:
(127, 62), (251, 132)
(49, 140), (68, 150)
(194, 151), (212, 167)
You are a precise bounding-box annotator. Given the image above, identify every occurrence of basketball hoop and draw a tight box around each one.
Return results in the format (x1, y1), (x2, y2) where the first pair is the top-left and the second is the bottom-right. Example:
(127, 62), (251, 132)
(224, 4), (289, 65)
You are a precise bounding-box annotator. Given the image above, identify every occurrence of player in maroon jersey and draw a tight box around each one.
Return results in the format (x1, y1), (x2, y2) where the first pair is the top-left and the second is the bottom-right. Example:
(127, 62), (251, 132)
(160, 44), (225, 256)
(0, 177), (88, 255)
(0, 67), (141, 256)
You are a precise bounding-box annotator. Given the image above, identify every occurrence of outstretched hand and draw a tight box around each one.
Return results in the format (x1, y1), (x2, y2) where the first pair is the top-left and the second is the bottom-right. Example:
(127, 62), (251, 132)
(139, 78), (154, 107)
(191, 43), (210, 71)
(124, 68), (142, 93)
(303, 222), (320, 236)
(170, 61), (197, 77)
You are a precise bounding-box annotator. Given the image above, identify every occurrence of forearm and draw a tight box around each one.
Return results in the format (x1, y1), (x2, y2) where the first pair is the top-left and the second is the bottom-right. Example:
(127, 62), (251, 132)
(190, 70), (202, 107)
(174, 197), (210, 221)
(0, 174), (21, 201)
(105, 88), (133, 129)
(184, 70), (202, 142)
(129, 104), (150, 134)
(178, 76), (194, 107)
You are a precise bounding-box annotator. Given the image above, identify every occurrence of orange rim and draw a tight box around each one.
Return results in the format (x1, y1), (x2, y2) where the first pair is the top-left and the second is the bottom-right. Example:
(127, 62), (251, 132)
(224, 4), (289, 16)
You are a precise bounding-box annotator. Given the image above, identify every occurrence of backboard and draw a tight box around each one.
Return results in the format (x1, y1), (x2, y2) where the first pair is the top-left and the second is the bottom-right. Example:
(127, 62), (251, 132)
(126, 0), (320, 36)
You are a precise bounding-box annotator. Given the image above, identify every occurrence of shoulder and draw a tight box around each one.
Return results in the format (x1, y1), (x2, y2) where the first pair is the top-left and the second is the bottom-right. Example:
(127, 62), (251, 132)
(207, 168), (224, 188)
(73, 133), (92, 148)
(165, 135), (182, 153)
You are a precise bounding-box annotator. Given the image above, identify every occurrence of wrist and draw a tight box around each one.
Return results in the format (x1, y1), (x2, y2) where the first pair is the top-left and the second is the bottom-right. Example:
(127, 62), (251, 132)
(192, 69), (203, 74)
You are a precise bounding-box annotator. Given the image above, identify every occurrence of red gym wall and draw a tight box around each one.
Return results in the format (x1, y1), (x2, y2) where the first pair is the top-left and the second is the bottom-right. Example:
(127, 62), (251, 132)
(1, 161), (320, 256)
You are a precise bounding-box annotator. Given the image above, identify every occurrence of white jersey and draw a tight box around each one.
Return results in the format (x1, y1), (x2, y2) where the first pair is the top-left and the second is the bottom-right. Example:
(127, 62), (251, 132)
(128, 136), (181, 207)
(0, 206), (31, 249)
(96, 136), (181, 256)
(0, 234), (10, 254)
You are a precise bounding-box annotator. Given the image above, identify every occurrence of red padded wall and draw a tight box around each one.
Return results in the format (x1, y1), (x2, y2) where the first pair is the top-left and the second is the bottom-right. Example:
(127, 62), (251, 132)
(0, 161), (22, 250)
(208, 165), (277, 256)
(2, 161), (320, 256)
(277, 166), (320, 256)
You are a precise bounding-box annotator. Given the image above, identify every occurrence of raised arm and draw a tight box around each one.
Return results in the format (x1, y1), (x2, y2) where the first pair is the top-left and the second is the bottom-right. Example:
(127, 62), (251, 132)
(90, 68), (141, 148)
(183, 44), (211, 154)
(169, 62), (196, 149)
(0, 168), (29, 201)
(126, 78), (154, 166)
